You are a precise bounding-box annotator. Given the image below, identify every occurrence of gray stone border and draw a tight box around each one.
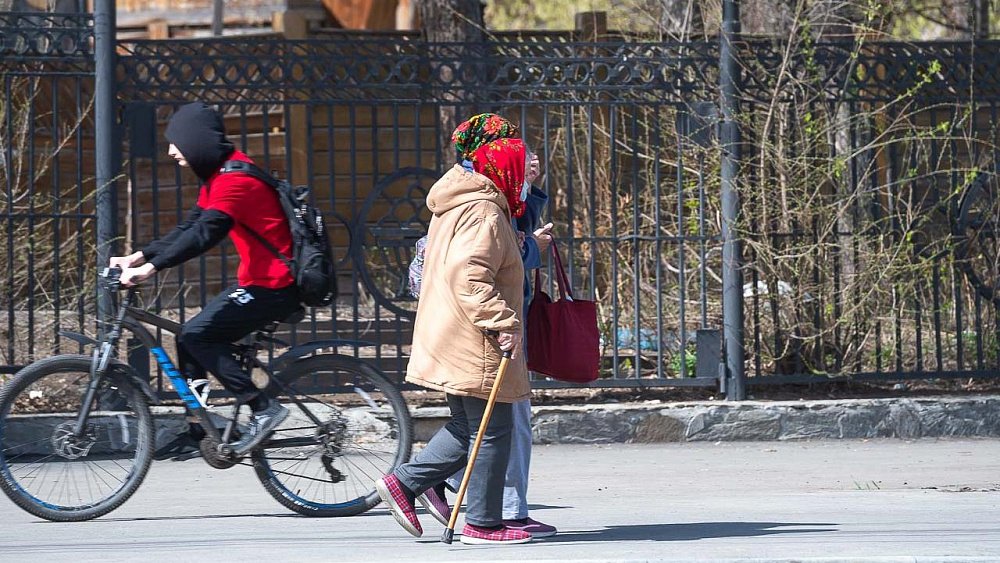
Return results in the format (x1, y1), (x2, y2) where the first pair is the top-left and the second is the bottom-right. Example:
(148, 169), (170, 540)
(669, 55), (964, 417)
(8, 396), (999, 454)
(411, 395), (1000, 443)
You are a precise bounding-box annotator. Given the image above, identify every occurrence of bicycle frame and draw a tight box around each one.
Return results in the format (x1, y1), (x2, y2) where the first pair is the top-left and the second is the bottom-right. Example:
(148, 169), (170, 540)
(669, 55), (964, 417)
(121, 304), (348, 450)
(59, 268), (387, 458)
(66, 286), (243, 449)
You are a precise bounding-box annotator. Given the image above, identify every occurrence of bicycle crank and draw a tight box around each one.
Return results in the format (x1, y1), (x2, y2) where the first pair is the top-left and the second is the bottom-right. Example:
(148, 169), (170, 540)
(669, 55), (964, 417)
(199, 435), (240, 469)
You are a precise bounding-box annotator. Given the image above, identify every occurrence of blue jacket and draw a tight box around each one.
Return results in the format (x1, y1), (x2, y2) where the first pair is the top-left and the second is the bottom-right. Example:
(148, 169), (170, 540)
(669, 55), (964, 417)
(516, 185), (549, 274)
(516, 186), (549, 318)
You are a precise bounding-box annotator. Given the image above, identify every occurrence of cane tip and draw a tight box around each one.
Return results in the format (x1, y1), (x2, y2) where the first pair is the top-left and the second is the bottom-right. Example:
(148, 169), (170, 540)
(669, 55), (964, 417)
(441, 529), (455, 544)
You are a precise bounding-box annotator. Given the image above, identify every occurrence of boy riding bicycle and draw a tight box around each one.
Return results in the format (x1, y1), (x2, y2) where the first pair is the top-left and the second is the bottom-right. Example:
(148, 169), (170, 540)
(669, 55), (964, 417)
(110, 102), (299, 455)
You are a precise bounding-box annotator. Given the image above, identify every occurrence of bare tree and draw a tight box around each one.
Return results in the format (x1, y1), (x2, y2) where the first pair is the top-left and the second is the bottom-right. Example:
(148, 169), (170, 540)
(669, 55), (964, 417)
(740, 0), (799, 35)
(619, 0), (707, 40)
(417, 0), (484, 41)
(416, 0), (487, 164)
(894, 0), (993, 39)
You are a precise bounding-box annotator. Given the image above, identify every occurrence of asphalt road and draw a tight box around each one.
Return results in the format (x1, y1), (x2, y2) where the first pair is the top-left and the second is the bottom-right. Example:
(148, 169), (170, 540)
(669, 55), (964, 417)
(1, 439), (999, 562)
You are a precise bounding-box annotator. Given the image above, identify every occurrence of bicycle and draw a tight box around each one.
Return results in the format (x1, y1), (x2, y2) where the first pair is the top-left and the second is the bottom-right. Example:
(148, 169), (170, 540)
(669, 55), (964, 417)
(0, 267), (412, 522)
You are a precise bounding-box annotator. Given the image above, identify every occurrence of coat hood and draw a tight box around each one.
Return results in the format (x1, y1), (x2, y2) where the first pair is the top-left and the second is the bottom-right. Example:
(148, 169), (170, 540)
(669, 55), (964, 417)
(426, 164), (510, 217)
(164, 102), (235, 181)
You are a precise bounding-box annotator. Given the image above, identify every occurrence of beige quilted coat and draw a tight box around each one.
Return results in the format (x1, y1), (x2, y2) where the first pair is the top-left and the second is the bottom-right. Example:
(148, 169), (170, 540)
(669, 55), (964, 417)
(405, 164), (529, 403)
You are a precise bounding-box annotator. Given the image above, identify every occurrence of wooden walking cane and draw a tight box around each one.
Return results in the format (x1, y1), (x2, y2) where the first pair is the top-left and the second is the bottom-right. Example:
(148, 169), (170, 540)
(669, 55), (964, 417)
(440, 348), (514, 544)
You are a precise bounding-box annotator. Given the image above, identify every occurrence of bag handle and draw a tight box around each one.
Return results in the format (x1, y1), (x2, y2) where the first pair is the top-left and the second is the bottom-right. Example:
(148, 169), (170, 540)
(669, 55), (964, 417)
(534, 241), (573, 301)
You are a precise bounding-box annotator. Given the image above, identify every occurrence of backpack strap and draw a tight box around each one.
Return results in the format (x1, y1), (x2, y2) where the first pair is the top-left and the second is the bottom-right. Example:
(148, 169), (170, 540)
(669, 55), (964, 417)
(219, 159), (295, 271)
(221, 159), (280, 188)
(242, 223), (295, 271)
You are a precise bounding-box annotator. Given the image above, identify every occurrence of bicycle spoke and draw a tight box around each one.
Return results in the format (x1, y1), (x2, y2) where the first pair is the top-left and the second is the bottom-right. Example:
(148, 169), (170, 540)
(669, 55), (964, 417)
(338, 450), (383, 484)
(264, 465), (334, 485)
(249, 356), (410, 516)
(10, 453), (61, 478)
(0, 359), (152, 519)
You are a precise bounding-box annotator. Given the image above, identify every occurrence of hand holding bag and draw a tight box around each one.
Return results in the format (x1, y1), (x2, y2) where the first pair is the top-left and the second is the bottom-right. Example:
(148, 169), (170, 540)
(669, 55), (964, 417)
(526, 242), (600, 383)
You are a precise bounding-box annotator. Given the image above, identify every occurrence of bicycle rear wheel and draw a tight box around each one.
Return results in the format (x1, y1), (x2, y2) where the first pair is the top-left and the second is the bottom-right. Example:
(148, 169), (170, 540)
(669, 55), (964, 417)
(0, 355), (154, 521)
(252, 354), (412, 517)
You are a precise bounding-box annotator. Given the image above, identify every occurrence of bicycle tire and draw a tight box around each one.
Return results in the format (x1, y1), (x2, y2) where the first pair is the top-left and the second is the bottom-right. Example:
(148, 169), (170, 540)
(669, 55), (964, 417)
(251, 354), (412, 517)
(0, 355), (155, 521)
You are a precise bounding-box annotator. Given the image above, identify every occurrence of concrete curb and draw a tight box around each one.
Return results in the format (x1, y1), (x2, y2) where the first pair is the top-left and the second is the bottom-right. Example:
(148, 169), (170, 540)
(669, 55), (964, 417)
(411, 395), (1000, 443)
(7, 395), (1000, 453)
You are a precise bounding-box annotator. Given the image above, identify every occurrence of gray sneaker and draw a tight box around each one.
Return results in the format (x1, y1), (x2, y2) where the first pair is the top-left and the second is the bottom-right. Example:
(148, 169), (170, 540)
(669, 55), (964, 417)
(233, 401), (288, 455)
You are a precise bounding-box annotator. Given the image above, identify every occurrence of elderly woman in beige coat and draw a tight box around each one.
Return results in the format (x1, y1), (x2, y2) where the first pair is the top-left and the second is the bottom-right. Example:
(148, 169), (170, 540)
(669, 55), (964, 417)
(376, 136), (533, 545)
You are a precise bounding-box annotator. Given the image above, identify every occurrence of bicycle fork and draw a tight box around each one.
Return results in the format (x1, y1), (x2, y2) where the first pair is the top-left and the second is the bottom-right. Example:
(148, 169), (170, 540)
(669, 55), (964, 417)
(73, 289), (135, 438)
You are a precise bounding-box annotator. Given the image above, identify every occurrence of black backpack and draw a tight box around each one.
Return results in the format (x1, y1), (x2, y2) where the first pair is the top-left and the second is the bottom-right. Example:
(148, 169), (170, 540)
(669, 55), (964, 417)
(221, 160), (337, 307)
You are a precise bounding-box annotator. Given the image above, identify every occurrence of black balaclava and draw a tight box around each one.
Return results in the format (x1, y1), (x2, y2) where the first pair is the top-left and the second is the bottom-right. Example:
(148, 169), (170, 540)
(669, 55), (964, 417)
(164, 102), (235, 182)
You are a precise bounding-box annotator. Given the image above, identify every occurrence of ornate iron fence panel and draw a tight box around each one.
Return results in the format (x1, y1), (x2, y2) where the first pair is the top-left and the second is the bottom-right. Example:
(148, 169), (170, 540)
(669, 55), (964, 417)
(113, 34), (729, 389)
(1, 11), (96, 374)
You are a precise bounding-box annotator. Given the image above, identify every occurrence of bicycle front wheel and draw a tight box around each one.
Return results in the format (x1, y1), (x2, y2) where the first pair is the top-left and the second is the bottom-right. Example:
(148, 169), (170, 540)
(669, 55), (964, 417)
(0, 355), (154, 521)
(252, 354), (412, 517)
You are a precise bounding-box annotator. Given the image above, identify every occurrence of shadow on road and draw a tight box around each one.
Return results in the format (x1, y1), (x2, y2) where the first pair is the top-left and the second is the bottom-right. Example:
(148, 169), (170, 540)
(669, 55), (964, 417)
(537, 521), (838, 542)
(92, 512), (302, 523)
(59, 504), (573, 524)
(527, 504), (570, 511)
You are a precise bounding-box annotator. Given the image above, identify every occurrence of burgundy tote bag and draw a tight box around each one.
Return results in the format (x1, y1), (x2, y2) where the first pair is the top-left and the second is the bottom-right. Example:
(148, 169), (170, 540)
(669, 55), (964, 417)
(526, 243), (600, 383)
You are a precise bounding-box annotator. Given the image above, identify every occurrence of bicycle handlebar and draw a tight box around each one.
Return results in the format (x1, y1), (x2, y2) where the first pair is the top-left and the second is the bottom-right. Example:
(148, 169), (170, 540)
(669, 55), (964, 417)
(100, 266), (123, 290)
(99, 267), (138, 311)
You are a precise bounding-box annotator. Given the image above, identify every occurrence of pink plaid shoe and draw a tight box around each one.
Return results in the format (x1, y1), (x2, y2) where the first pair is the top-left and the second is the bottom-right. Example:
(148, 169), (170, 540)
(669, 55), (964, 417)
(460, 523), (532, 545)
(502, 517), (557, 538)
(375, 474), (423, 537)
(416, 483), (451, 526)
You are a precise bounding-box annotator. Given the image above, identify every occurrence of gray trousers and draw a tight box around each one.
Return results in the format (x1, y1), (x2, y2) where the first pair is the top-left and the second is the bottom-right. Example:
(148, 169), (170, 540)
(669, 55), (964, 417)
(394, 393), (513, 527)
(447, 398), (532, 519)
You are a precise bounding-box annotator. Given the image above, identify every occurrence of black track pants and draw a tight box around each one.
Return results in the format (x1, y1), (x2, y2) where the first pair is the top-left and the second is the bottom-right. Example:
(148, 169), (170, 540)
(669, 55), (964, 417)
(177, 285), (300, 411)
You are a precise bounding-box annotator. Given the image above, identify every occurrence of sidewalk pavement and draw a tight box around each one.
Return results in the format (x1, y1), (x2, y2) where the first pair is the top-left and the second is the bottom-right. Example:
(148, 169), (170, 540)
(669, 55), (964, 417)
(0, 438), (998, 562)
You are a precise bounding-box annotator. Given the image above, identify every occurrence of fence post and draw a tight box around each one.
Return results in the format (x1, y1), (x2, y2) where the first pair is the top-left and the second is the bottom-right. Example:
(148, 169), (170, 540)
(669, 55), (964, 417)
(94, 0), (118, 335)
(275, 9), (310, 185)
(574, 11), (607, 40)
(719, 0), (746, 400)
(147, 18), (170, 40)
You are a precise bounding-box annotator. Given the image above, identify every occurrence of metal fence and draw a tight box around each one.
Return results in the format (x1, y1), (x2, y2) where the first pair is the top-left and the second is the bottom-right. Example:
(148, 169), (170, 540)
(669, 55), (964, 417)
(1, 11), (96, 372)
(110, 34), (731, 390)
(2, 10), (998, 396)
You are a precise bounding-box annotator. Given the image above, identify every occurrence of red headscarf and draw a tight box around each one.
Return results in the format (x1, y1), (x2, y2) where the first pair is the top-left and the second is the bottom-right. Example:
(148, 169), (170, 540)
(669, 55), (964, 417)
(469, 137), (527, 218)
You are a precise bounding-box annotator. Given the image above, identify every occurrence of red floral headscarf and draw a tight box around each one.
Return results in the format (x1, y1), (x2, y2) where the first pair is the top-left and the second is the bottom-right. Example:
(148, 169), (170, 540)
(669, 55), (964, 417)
(451, 113), (519, 162)
(469, 137), (527, 218)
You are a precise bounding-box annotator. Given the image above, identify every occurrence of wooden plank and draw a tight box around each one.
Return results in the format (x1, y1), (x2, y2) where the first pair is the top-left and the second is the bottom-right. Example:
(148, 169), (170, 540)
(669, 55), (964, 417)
(307, 125), (439, 153)
(307, 149), (436, 176)
(147, 19), (171, 39)
(237, 131), (289, 159)
(321, 0), (398, 30)
(309, 104), (439, 128)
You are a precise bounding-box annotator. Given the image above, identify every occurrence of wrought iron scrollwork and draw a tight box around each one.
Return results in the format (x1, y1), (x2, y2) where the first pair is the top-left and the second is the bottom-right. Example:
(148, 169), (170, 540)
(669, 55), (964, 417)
(953, 161), (1000, 311)
(350, 167), (439, 319)
(0, 12), (93, 65)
